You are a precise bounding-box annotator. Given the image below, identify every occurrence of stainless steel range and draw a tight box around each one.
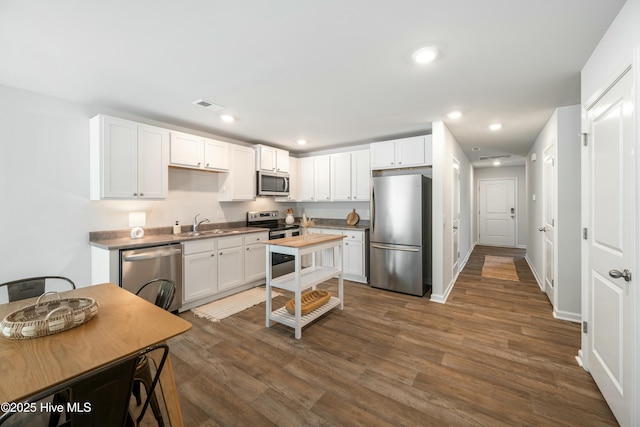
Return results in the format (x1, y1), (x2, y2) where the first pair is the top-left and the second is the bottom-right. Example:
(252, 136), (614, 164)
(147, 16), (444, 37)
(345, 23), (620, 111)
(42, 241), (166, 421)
(247, 211), (300, 276)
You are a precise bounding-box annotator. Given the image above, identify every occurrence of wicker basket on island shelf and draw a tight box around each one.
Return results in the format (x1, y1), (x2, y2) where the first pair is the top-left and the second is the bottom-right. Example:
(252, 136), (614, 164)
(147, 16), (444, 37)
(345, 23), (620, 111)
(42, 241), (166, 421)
(285, 289), (332, 316)
(1, 291), (98, 339)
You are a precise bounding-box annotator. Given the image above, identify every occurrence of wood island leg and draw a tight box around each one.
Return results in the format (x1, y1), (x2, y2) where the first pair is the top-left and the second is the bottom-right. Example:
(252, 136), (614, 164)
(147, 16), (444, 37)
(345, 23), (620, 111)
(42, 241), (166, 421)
(149, 350), (184, 427)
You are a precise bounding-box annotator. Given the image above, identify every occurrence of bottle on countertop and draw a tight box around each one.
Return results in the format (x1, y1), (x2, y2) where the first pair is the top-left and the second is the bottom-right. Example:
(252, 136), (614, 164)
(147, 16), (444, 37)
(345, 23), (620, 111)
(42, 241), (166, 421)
(173, 221), (181, 234)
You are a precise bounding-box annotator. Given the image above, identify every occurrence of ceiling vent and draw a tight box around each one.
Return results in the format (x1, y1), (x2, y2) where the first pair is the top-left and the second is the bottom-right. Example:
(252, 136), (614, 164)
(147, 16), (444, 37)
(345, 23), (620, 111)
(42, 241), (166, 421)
(471, 147), (481, 151)
(192, 99), (226, 113)
(477, 154), (512, 161)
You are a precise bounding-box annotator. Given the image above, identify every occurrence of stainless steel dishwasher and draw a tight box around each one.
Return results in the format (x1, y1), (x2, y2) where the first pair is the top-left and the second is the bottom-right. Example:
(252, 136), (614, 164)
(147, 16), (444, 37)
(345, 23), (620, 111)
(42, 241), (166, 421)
(120, 243), (183, 312)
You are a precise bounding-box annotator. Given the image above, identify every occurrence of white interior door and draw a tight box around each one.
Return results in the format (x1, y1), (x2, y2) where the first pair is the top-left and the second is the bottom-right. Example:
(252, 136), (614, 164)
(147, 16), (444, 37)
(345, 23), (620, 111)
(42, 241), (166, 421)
(542, 144), (556, 304)
(586, 68), (635, 426)
(452, 161), (461, 277)
(478, 178), (516, 247)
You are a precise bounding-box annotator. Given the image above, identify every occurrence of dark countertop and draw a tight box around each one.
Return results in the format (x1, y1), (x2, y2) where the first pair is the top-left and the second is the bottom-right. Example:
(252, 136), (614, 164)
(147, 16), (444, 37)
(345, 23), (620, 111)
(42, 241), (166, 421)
(90, 226), (269, 250)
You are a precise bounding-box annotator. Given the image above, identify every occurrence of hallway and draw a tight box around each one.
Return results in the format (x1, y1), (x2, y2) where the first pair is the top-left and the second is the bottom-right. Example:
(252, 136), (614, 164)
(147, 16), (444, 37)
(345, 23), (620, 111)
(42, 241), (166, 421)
(167, 245), (617, 426)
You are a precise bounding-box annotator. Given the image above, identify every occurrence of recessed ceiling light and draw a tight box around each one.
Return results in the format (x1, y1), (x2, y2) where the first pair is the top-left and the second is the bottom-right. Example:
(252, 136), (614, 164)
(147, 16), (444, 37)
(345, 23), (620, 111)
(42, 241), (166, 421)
(412, 46), (439, 64)
(489, 123), (502, 131)
(220, 114), (235, 123)
(447, 111), (462, 120)
(296, 139), (307, 145)
(493, 160), (501, 166)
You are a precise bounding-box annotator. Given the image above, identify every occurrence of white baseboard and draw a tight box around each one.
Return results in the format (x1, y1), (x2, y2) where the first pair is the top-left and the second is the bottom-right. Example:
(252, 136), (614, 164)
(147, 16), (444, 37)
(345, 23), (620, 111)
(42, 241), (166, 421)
(553, 309), (581, 324)
(516, 244), (527, 249)
(524, 254), (544, 291)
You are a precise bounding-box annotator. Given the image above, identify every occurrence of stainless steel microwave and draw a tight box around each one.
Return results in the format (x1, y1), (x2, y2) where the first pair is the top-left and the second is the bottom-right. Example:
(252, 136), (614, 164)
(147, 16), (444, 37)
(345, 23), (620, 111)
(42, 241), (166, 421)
(257, 171), (290, 196)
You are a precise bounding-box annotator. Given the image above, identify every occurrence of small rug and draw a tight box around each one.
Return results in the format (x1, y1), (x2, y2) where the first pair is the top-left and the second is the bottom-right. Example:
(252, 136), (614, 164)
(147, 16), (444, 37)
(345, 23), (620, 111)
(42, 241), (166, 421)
(192, 287), (281, 322)
(481, 255), (520, 281)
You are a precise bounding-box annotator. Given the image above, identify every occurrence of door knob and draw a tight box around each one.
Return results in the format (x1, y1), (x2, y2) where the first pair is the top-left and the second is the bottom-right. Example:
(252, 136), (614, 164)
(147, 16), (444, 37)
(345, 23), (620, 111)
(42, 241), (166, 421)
(538, 227), (546, 232)
(609, 269), (632, 282)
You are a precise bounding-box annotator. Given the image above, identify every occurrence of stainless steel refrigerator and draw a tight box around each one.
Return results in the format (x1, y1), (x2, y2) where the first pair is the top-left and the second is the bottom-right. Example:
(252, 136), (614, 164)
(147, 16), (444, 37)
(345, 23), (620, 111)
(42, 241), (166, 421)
(370, 174), (432, 296)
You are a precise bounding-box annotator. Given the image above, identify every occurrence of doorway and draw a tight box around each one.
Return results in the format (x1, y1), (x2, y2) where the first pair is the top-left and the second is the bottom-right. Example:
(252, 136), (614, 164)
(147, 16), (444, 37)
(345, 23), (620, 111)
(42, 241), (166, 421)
(478, 178), (517, 247)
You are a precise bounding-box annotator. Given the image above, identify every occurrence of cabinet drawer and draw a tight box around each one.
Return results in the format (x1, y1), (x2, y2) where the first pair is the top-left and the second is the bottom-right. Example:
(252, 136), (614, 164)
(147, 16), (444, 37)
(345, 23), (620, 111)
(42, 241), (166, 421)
(183, 239), (216, 255)
(244, 232), (269, 245)
(344, 231), (363, 242)
(217, 235), (243, 250)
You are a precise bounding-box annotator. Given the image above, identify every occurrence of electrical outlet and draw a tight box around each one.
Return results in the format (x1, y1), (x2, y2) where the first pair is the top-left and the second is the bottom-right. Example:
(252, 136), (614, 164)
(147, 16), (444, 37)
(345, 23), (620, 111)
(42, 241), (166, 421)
(217, 210), (225, 219)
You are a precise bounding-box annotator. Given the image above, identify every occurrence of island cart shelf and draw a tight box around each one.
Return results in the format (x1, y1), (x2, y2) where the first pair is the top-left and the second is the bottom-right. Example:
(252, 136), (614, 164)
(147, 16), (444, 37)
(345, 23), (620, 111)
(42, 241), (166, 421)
(265, 233), (345, 339)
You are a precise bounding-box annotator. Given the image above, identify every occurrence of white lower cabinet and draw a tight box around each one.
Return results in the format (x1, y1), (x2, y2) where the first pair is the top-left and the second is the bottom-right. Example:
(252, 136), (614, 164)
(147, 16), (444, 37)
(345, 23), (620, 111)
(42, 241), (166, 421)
(244, 233), (269, 282)
(304, 228), (368, 283)
(182, 231), (269, 310)
(183, 239), (217, 303)
(217, 236), (244, 291)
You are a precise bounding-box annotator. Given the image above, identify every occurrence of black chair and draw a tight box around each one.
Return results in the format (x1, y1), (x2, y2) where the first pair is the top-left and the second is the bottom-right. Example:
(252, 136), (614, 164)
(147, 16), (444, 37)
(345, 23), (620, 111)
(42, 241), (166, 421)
(0, 276), (76, 302)
(0, 344), (169, 427)
(132, 279), (176, 427)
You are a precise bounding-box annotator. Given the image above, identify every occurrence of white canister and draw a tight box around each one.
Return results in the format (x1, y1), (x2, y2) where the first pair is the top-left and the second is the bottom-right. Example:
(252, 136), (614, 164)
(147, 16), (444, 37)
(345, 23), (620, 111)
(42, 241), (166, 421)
(285, 214), (295, 224)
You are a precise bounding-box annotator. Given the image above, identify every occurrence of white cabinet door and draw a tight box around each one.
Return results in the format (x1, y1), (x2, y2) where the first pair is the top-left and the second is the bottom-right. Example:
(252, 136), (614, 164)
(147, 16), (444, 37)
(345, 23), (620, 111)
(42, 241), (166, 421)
(314, 155), (331, 202)
(344, 235), (364, 278)
(395, 135), (426, 168)
(219, 145), (256, 201)
(183, 251), (217, 303)
(137, 124), (169, 199)
(351, 150), (370, 201)
(258, 145), (277, 172)
(276, 149), (289, 173)
(204, 138), (229, 171)
(99, 116), (138, 199)
(370, 140), (395, 169)
(218, 246), (244, 290)
(170, 131), (203, 168)
(245, 244), (266, 282)
(90, 115), (168, 200)
(330, 153), (352, 201)
(298, 157), (315, 201)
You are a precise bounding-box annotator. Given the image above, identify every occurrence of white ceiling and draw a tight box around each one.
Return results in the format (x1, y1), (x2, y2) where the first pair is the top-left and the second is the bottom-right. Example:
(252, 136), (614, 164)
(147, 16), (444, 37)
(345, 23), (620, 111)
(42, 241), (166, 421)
(0, 1), (626, 166)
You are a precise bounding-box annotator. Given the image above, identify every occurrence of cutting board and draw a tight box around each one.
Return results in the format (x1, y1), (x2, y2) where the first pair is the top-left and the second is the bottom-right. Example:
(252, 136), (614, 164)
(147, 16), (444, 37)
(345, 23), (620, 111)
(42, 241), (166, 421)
(346, 209), (360, 225)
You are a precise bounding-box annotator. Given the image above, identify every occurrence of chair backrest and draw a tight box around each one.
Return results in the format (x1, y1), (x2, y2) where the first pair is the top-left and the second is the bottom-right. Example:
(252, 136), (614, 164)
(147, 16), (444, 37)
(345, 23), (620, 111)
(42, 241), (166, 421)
(0, 276), (76, 302)
(135, 278), (175, 310)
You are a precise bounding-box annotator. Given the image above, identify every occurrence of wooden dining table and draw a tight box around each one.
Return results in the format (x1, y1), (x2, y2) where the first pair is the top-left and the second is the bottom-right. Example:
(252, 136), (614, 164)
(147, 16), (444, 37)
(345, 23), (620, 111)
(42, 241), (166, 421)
(0, 283), (192, 426)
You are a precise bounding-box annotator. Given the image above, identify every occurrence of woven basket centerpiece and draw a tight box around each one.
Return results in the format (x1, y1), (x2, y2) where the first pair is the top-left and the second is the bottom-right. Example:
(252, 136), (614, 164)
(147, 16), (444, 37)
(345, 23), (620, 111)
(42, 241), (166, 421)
(1, 291), (99, 339)
(285, 290), (332, 316)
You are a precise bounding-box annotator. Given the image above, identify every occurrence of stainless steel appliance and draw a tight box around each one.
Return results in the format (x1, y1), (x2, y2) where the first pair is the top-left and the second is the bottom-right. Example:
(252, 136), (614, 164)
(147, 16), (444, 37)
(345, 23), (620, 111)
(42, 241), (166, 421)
(247, 210), (300, 276)
(370, 174), (432, 296)
(257, 171), (290, 196)
(120, 243), (183, 312)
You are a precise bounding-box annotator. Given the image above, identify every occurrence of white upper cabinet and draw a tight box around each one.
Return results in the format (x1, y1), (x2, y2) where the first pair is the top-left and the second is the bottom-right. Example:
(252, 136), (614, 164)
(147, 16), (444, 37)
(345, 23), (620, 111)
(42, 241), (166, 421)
(203, 138), (230, 171)
(330, 153), (352, 201)
(218, 144), (256, 201)
(298, 155), (330, 202)
(330, 150), (370, 201)
(169, 131), (229, 171)
(90, 115), (168, 200)
(351, 150), (371, 201)
(370, 135), (432, 170)
(256, 145), (289, 173)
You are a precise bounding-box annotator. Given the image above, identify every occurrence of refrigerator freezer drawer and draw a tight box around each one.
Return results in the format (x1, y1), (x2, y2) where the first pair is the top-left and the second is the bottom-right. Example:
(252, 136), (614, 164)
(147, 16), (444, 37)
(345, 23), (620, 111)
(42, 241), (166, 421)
(370, 244), (428, 296)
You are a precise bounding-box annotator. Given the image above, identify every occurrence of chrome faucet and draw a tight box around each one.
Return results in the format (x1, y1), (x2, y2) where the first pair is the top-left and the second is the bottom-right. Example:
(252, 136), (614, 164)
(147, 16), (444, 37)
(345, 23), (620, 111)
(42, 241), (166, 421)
(193, 214), (210, 232)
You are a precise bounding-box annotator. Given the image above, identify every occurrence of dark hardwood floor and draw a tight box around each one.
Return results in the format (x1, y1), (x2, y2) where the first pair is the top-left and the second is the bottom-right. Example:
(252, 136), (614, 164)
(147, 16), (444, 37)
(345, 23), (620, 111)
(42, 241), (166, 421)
(166, 245), (617, 426)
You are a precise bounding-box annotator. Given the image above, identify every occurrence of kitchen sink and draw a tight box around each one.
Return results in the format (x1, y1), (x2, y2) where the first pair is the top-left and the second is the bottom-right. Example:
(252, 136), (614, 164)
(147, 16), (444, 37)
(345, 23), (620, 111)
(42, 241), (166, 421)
(181, 229), (239, 237)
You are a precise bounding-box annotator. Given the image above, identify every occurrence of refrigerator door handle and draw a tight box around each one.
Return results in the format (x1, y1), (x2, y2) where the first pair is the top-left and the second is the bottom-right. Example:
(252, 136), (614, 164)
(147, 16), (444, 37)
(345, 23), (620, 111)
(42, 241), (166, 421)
(371, 243), (420, 252)
(371, 187), (375, 232)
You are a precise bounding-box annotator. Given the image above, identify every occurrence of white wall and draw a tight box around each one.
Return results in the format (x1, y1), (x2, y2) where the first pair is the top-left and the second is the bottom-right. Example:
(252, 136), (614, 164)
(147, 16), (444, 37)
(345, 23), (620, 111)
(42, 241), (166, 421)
(431, 121), (473, 303)
(474, 165), (527, 248)
(526, 105), (581, 321)
(0, 84), (290, 287)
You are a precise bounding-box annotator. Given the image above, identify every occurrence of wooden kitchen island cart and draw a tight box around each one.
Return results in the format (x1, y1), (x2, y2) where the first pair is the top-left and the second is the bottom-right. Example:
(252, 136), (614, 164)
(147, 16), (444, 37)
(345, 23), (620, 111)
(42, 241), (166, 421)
(265, 233), (345, 339)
